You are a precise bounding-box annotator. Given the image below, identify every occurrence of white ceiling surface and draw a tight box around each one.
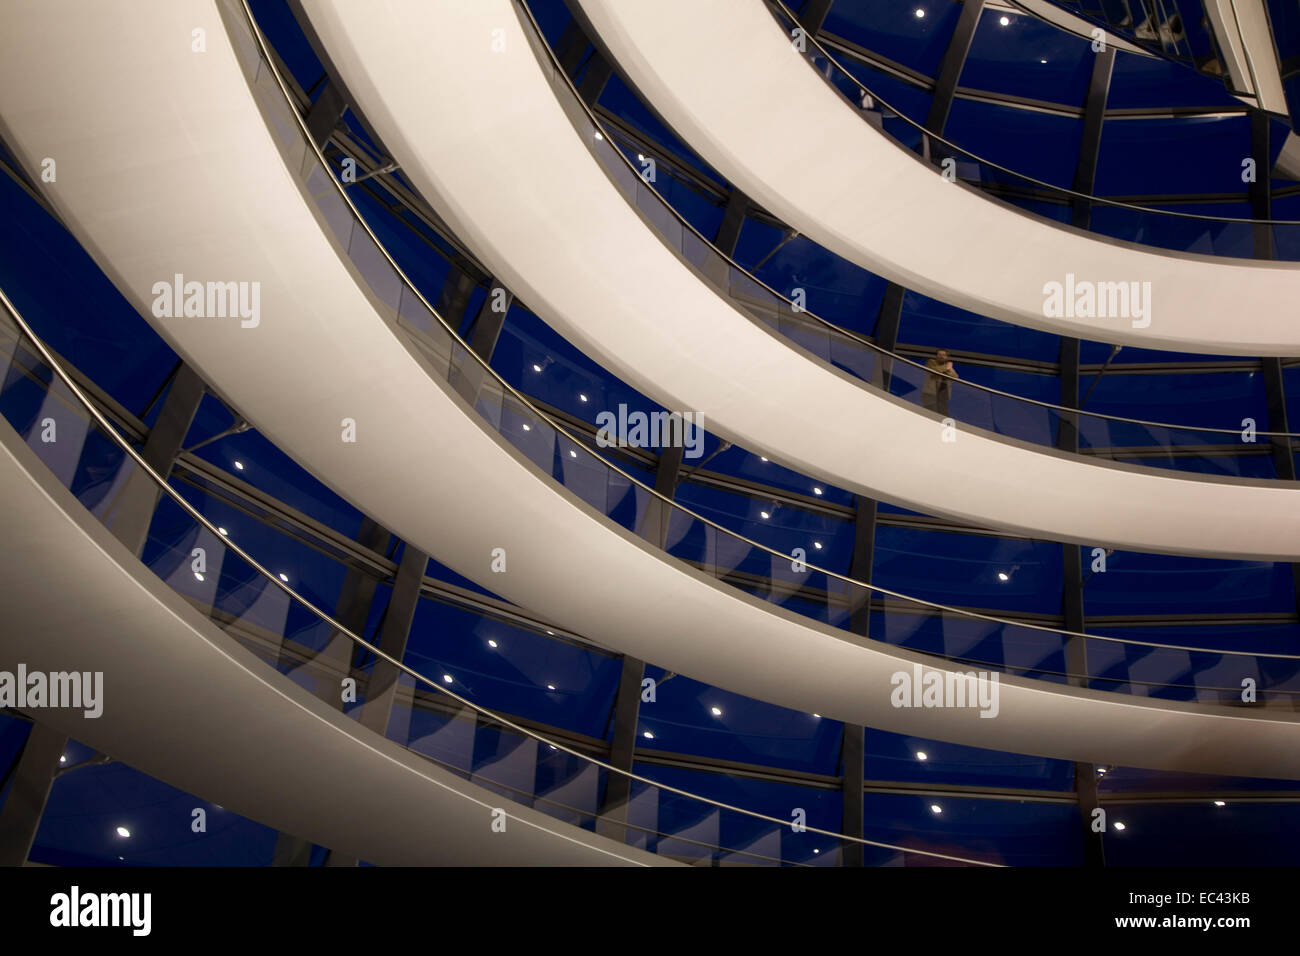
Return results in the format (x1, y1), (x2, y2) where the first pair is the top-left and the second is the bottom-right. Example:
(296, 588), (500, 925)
(0, 426), (664, 866)
(574, 0), (1300, 355)
(1203, 0), (1289, 116)
(299, 0), (1300, 561)
(3, 0), (1299, 777)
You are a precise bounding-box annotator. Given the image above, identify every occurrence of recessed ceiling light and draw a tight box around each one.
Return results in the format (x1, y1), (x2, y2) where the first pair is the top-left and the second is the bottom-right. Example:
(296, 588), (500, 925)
(549, 744), (557, 750)
(710, 706), (723, 716)
(760, 511), (770, 519)
(569, 450), (577, 458)
(546, 630), (554, 635)
(813, 541), (823, 549)
(813, 848), (820, 854)
(579, 393), (588, 402)
(442, 674), (454, 683)
(1113, 821), (1126, 831)
(997, 572), (1009, 582)
(813, 486), (823, 495)
(487, 639), (498, 648)
(278, 573), (289, 583)
(194, 572), (204, 581)
(916, 751), (928, 761)
(522, 423), (531, 431)
(1097, 767), (1107, 774)
(930, 804), (942, 814)
(1214, 800), (1226, 807)
(760, 456), (768, 462)
(116, 826), (131, 838)
(999, 15), (1010, 25)
(594, 132), (604, 141)
(532, 364), (542, 372)
(1040, 58), (1048, 64)
(915, 8), (926, 18)
(547, 684), (556, 691)
(812, 713), (821, 718)
(637, 153), (645, 162)
(218, 527), (228, 536)
(643, 730), (654, 739)
(60, 755), (67, 763)
(233, 460), (244, 470)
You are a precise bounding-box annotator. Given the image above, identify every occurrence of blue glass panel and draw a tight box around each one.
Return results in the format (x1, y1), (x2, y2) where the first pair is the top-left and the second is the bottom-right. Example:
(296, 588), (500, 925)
(403, 599), (622, 739)
(866, 728), (1075, 790)
(823, 0), (964, 78)
(863, 791), (1082, 866)
(638, 666), (842, 775)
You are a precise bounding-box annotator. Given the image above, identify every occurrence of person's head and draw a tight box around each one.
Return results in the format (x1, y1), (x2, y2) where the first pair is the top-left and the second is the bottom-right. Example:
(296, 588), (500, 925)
(936, 349), (949, 363)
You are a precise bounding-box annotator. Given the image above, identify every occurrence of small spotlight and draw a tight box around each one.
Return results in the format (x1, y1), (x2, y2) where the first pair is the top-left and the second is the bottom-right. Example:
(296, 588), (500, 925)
(532, 364), (542, 372)
(813, 541), (823, 549)
(813, 848), (820, 854)
(488, 639), (498, 648)
(569, 450), (577, 458)
(194, 572), (204, 581)
(547, 684), (556, 691)
(916, 751), (928, 761)
(1214, 800), (1226, 807)
(1040, 58), (1047, 64)
(579, 393), (588, 402)
(760, 511), (770, 519)
(116, 826), (131, 838)
(1113, 821), (1126, 831)
(637, 153), (645, 162)
(218, 527), (228, 536)
(813, 486), (823, 495)
(278, 573), (289, 583)
(546, 630), (554, 635)
(549, 745), (557, 750)
(930, 804), (942, 814)
(812, 713), (821, 718)
(915, 8), (925, 17)
(522, 423), (531, 431)
(643, 730), (654, 739)
(997, 572), (1009, 582)
(710, 706), (723, 717)
(999, 15), (1010, 25)
(594, 132), (604, 141)
(760, 456), (768, 462)
(233, 460), (244, 471)
(442, 674), (453, 684)
(60, 755), (67, 763)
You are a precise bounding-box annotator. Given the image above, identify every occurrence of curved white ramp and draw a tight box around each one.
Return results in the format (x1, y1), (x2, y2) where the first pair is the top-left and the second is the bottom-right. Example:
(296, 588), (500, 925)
(297, 0), (1300, 561)
(3, 0), (1299, 778)
(0, 421), (663, 866)
(573, 0), (1300, 356)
